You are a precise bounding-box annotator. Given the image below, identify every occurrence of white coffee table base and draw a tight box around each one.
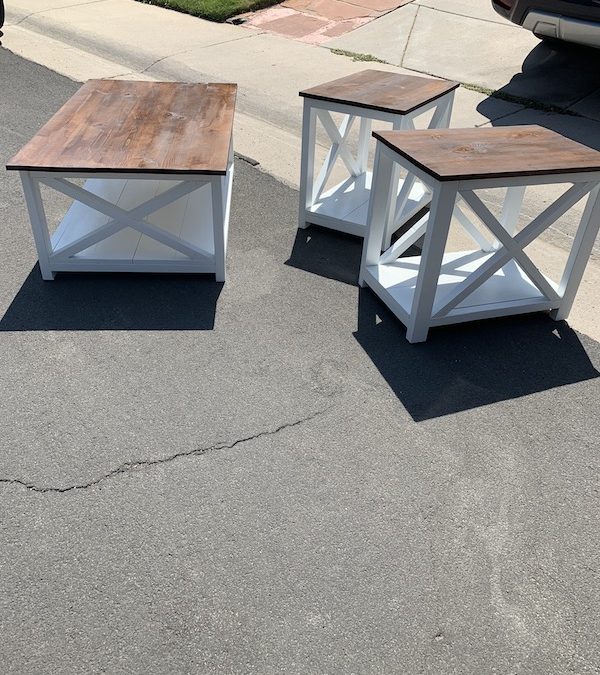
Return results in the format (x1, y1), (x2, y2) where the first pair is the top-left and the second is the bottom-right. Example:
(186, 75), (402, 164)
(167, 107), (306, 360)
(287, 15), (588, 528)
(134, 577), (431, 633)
(19, 155), (233, 282)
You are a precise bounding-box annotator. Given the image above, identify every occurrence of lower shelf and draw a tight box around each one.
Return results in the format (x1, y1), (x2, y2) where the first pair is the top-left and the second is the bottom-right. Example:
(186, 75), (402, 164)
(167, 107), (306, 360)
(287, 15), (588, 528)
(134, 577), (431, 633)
(365, 250), (560, 326)
(49, 177), (217, 272)
(305, 171), (429, 236)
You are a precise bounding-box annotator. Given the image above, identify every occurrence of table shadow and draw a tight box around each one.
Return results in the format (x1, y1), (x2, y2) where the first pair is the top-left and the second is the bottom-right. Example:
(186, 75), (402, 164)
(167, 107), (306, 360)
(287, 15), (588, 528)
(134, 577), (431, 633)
(0, 266), (222, 331)
(285, 225), (363, 285)
(354, 287), (599, 422)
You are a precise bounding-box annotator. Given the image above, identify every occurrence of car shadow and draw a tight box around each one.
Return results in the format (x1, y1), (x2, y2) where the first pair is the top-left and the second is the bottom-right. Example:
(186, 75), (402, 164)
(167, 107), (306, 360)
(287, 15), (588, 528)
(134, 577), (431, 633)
(0, 266), (222, 331)
(353, 286), (599, 421)
(477, 41), (600, 149)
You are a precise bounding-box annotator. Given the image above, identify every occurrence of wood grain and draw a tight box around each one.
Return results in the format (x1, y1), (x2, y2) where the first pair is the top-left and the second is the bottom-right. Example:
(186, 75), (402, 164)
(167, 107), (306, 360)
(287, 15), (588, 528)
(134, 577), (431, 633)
(7, 80), (237, 175)
(373, 126), (600, 181)
(300, 70), (459, 115)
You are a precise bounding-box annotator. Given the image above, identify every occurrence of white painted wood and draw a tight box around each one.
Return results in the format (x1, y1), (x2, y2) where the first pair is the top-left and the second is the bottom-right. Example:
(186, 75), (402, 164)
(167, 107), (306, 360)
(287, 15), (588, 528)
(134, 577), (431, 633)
(308, 171), (427, 235)
(459, 189), (560, 304)
(379, 212), (428, 264)
(552, 184), (600, 320)
(360, 136), (600, 341)
(357, 117), (372, 174)
(406, 183), (457, 342)
(454, 200), (494, 252)
(381, 116), (408, 249)
(51, 178), (127, 251)
(20, 172), (55, 280)
(221, 144), (235, 251)
(313, 113), (356, 202)
(211, 174), (226, 283)
(500, 185), (526, 236)
(298, 91), (454, 238)
(366, 251), (557, 324)
(21, 168), (232, 278)
(44, 176), (210, 262)
(316, 110), (360, 177)
(359, 144), (395, 287)
(134, 179), (190, 261)
(298, 99), (317, 229)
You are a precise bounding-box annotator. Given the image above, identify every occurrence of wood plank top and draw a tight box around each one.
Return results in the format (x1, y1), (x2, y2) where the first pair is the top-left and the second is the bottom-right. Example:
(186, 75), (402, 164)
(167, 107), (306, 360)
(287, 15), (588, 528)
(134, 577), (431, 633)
(373, 126), (600, 181)
(300, 70), (459, 115)
(6, 80), (237, 175)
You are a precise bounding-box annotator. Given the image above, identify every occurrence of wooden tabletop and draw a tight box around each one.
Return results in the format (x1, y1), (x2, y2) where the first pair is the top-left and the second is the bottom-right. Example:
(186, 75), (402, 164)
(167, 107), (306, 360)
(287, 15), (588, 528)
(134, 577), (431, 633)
(300, 70), (459, 115)
(373, 126), (600, 181)
(7, 80), (237, 175)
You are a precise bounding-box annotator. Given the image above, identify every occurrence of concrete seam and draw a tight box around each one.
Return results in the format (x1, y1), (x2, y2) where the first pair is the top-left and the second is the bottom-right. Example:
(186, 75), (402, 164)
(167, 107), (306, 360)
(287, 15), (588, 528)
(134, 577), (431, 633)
(400, 4), (418, 67)
(415, 2), (516, 27)
(474, 106), (528, 127)
(563, 86), (600, 116)
(140, 33), (262, 74)
(7, 0), (108, 27)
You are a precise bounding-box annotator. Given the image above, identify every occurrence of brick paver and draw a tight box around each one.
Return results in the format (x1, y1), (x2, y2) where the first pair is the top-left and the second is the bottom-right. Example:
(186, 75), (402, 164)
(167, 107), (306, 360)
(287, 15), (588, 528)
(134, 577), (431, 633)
(240, 0), (413, 44)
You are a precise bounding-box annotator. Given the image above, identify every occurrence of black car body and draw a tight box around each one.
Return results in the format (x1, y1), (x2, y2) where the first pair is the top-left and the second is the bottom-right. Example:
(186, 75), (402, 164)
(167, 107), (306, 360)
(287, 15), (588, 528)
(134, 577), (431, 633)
(492, 0), (600, 47)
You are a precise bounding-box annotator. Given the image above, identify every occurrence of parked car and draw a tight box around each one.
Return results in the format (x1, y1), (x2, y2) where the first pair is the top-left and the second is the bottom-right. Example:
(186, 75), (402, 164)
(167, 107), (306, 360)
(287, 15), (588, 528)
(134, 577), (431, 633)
(492, 0), (600, 48)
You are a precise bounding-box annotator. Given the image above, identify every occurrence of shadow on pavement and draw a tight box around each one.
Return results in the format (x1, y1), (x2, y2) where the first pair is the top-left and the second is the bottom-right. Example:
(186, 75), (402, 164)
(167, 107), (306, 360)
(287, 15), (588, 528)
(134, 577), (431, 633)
(354, 287), (599, 422)
(486, 41), (599, 110)
(285, 225), (363, 285)
(477, 41), (600, 149)
(0, 266), (222, 331)
(286, 225), (598, 421)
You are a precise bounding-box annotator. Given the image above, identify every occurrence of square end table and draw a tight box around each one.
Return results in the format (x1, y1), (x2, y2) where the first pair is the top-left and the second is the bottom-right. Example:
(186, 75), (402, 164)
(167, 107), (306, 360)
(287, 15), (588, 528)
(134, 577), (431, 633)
(7, 80), (237, 281)
(359, 125), (600, 342)
(298, 70), (459, 239)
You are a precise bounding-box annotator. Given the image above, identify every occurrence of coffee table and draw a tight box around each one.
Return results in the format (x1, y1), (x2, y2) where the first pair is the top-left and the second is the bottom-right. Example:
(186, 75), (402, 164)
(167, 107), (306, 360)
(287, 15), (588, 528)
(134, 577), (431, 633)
(7, 80), (237, 281)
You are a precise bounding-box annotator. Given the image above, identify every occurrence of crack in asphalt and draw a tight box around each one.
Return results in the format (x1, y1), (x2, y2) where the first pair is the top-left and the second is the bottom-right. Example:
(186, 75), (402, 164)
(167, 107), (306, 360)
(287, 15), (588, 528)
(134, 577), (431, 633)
(0, 409), (328, 495)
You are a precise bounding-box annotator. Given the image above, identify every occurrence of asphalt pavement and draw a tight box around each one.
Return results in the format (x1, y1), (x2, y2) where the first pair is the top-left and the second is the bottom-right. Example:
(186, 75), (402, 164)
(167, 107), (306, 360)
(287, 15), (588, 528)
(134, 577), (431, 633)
(1, 49), (600, 674)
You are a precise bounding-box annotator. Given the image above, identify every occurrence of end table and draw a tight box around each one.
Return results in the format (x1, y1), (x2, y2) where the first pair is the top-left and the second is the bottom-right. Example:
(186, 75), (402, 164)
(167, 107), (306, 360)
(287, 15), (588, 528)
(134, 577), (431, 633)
(298, 70), (459, 240)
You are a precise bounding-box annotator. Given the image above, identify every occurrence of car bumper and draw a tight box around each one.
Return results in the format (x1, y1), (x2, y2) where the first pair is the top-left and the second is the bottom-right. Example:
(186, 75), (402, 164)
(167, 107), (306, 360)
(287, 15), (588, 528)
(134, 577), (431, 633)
(523, 9), (600, 47)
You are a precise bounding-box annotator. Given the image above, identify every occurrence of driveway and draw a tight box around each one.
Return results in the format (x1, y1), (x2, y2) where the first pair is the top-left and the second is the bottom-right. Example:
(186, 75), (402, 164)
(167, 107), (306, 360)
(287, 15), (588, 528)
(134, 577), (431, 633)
(1, 49), (600, 674)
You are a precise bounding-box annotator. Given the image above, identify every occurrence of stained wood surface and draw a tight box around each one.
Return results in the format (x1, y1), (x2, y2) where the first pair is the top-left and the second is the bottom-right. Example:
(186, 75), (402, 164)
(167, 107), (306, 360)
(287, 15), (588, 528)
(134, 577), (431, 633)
(300, 70), (459, 115)
(7, 80), (237, 175)
(373, 126), (600, 181)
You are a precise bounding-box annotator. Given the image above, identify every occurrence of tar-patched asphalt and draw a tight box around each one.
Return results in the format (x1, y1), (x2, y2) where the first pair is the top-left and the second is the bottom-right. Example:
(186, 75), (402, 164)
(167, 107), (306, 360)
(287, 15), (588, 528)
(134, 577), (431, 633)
(1, 48), (599, 674)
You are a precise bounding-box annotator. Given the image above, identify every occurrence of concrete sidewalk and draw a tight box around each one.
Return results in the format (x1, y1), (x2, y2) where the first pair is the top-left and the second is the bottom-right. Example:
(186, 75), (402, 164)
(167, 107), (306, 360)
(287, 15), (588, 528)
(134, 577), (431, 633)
(3, 0), (600, 340)
(2, 48), (600, 675)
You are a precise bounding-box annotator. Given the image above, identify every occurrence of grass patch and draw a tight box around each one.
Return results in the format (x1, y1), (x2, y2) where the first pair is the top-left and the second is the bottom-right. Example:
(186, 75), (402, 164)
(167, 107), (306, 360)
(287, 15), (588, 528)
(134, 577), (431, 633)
(330, 48), (387, 64)
(135, 0), (280, 23)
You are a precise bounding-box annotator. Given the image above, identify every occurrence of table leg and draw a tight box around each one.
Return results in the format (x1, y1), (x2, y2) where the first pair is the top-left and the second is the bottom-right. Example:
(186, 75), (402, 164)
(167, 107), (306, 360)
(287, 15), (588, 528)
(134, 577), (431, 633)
(211, 175), (226, 283)
(552, 184), (600, 321)
(491, 185), (526, 249)
(381, 117), (406, 250)
(20, 171), (55, 280)
(298, 99), (316, 230)
(359, 144), (396, 288)
(406, 182), (457, 343)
